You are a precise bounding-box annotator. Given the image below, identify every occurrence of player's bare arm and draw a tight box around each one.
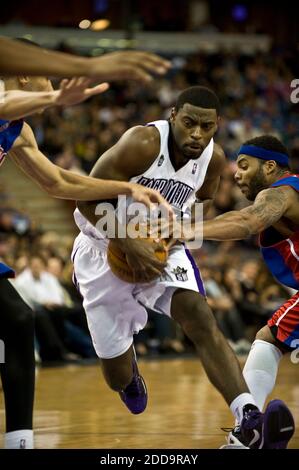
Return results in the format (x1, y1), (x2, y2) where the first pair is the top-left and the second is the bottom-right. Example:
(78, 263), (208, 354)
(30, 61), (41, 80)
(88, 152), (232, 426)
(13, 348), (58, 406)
(0, 79), (109, 120)
(77, 125), (168, 277)
(87, 50), (171, 82)
(9, 123), (168, 210)
(0, 37), (170, 82)
(77, 125), (161, 223)
(199, 186), (293, 241)
(78, 125), (171, 219)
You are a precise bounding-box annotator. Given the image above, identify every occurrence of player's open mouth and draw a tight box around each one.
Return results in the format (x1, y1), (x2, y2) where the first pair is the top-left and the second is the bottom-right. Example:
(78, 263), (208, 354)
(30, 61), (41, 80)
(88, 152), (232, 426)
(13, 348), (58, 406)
(239, 185), (248, 193)
(187, 144), (202, 151)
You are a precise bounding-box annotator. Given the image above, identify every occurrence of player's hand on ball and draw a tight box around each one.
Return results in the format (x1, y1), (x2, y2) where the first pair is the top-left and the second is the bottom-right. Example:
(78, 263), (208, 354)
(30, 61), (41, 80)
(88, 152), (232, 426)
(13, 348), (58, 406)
(117, 237), (167, 282)
(149, 217), (196, 245)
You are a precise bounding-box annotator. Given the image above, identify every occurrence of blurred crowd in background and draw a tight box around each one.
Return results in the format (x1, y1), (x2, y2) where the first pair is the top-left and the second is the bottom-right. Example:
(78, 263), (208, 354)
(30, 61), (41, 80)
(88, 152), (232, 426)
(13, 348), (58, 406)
(28, 49), (299, 174)
(0, 48), (298, 364)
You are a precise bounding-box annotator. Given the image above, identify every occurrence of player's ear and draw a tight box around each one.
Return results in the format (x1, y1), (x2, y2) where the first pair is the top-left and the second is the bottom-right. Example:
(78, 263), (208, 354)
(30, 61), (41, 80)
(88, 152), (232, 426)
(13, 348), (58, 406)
(170, 107), (176, 122)
(264, 160), (277, 175)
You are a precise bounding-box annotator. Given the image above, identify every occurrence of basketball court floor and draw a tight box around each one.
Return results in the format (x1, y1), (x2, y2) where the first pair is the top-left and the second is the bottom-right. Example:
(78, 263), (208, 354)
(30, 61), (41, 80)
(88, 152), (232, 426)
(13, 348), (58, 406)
(1, 355), (298, 449)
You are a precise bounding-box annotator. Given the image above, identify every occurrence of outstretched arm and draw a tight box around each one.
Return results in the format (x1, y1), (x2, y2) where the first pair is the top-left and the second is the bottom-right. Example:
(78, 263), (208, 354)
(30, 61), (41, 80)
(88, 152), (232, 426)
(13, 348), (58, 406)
(0, 37), (170, 82)
(0, 78), (109, 120)
(9, 123), (171, 210)
(200, 187), (291, 241)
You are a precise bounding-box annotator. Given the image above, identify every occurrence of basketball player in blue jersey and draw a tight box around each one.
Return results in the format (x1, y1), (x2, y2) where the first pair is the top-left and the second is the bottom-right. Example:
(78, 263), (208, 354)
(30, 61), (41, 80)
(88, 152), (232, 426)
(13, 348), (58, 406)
(0, 76), (171, 449)
(73, 86), (292, 449)
(177, 135), (297, 448)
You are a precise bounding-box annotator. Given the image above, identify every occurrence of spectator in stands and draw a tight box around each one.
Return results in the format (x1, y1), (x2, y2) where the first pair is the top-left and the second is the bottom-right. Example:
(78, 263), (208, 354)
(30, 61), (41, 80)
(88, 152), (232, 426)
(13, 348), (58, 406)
(202, 266), (251, 354)
(14, 255), (94, 362)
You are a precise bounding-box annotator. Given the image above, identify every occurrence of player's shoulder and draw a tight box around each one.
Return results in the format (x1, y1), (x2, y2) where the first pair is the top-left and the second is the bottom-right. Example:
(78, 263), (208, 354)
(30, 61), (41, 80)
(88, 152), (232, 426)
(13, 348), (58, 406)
(119, 124), (160, 159)
(122, 124), (159, 145)
(255, 185), (295, 207)
(212, 142), (226, 164)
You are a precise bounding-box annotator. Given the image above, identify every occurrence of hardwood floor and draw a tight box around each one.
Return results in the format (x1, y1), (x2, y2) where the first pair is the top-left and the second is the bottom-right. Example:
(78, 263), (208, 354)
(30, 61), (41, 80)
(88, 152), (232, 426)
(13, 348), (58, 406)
(0, 355), (298, 449)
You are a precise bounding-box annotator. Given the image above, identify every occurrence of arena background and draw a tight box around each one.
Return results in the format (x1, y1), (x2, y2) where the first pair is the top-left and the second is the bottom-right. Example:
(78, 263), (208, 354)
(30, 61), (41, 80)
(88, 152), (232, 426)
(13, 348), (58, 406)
(0, 0), (298, 451)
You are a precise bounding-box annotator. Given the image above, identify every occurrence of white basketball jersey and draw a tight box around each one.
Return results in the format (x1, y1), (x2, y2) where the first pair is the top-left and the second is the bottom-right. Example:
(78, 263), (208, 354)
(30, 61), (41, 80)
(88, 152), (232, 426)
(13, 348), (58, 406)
(130, 120), (214, 216)
(74, 119), (214, 239)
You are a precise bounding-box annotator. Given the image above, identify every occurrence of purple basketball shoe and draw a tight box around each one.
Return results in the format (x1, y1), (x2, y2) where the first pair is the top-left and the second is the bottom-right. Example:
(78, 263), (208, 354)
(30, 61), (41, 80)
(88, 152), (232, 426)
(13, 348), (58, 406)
(119, 358), (147, 414)
(240, 399), (295, 449)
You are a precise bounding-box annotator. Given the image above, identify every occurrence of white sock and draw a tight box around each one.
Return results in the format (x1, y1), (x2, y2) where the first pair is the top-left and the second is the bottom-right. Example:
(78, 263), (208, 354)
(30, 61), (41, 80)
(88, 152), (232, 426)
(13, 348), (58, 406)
(5, 430), (34, 449)
(230, 392), (257, 423)
(243, 339), (282, 412)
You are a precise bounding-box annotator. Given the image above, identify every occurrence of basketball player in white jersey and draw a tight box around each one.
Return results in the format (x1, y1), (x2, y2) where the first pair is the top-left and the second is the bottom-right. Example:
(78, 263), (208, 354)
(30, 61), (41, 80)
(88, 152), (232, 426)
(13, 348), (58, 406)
(72, 86), (285, 448)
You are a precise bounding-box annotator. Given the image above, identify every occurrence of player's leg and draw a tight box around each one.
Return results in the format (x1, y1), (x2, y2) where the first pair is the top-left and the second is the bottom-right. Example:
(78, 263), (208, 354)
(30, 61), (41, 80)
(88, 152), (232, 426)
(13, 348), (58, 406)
(151, 249), (261, 432)
(171, 288), (253, 412)
(0, 278), (35, 449)
(222, 295), (299, 447)
(222, 325), (285, 448)
(101, 345), (135, 390)
(101, 344), (147, 414)
(245, 291), (299, 411)
(72, 234), (148, 414)
(232, 294), (299, 447)
(243, 325), (285, 412)
(171, 288), (295, 448)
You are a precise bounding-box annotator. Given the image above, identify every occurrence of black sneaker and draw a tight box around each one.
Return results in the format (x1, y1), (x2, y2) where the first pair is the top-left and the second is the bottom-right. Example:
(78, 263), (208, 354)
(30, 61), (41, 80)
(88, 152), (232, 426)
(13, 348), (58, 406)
(240, 400), (295, 449)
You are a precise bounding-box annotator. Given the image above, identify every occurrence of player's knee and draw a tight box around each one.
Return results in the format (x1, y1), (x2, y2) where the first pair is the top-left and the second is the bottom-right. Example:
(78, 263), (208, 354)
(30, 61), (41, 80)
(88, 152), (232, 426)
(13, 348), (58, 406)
(255, 325), (275, 343)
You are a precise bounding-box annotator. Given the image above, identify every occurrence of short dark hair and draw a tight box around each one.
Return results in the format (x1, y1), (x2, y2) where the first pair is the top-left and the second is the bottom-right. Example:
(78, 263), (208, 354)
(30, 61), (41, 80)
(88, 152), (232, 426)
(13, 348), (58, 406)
(244, 135), (290, 170)
(175, 86), (220, 115)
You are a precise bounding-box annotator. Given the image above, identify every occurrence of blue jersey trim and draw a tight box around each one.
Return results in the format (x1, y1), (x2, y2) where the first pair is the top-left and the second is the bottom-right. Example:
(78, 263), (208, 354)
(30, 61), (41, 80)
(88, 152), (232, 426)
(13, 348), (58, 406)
(0, 262), (15, 279)
(261, 246), (298, 290)
(0, 119), (24, 153)
(271, 176), (299, 191)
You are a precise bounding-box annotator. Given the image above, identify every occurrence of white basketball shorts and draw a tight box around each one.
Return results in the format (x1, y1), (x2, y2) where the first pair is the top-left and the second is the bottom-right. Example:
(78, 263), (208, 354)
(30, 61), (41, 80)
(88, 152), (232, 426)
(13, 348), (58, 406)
(71, 232), (205, 359)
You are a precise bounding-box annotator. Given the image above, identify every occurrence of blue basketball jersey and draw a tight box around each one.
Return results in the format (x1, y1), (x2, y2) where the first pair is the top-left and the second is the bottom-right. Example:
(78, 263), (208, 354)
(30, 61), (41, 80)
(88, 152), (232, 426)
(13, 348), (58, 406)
(0, 118), (23, 278)
(259, 174), (299, 290)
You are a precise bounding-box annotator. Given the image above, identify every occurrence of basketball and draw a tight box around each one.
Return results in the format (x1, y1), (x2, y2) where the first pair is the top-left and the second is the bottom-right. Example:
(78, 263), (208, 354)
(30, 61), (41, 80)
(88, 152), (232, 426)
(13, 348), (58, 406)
(107, 238), (168, 283)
